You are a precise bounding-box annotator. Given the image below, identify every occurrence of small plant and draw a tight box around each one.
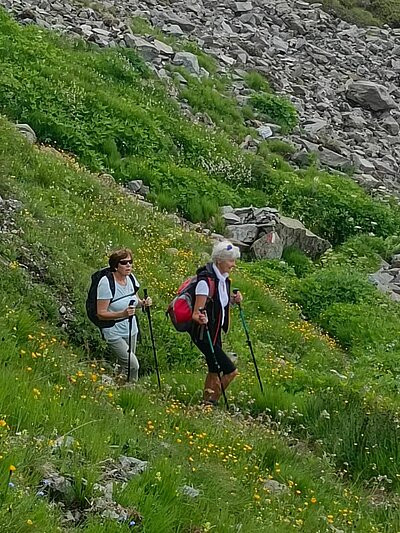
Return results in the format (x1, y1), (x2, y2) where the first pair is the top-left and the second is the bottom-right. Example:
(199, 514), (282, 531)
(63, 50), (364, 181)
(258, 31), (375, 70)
(266, 139), (296, 157)
(0, 464), (16, 507)
(282, 246), (314, 277)
(250, 93), (298, 133)
(244, 70), (271, 92)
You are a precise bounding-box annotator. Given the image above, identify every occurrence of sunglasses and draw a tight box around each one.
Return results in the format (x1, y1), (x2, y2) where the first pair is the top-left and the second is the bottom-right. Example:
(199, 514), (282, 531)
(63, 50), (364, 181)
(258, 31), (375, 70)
(119, 259), (132, 265)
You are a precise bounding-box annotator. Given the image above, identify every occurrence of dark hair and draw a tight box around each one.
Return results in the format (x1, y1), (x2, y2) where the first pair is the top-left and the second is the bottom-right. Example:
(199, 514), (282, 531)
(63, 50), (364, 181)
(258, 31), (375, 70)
(108, 248), (133, 271)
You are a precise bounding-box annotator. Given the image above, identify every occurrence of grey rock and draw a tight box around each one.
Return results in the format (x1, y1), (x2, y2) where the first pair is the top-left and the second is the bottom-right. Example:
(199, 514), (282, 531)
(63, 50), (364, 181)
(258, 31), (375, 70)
(263, 479), (290, 494)
(222, 212), (241, 224)
(180, 485), (200, 498)
(126, 180), (143, 194)
(164, 13), (195, 32)
(172, 52), (200, 75)
(346, 80), (397, 111)
(277, 215), (331, 258)
(15, 123), (36, 143)
(251, 231), (284, 260)
(226, 223), (258, 243)
(234, 2), (253, 13)
(153, 39), (174, 56)
(352, 154), (376, 173)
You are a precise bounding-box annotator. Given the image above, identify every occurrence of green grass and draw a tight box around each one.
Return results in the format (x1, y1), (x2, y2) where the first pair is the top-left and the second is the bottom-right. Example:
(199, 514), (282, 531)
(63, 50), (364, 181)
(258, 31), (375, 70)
(2, 10), (400, 530)
(1, 115), (397, 531)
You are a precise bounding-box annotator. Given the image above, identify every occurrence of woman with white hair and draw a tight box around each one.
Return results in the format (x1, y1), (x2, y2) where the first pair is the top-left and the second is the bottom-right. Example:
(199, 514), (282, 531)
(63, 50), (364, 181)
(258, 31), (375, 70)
(191, 241), (243, 405)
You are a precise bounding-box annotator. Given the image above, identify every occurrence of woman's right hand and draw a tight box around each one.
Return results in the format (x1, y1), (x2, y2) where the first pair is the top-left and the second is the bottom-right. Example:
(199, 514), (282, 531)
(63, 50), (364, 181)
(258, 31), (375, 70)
(125, 306), (136, 318)
(192, 309), (208, 325)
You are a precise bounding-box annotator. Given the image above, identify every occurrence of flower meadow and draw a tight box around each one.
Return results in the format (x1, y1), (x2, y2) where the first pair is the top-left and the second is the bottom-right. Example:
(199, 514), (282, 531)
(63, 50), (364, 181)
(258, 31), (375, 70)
(0, 116), (400, 532)
(1, 8), (400, 531)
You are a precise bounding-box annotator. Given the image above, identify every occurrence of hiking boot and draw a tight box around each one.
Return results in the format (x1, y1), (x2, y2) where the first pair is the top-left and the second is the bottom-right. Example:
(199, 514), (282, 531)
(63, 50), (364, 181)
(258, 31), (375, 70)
(201, 399), (218, 408)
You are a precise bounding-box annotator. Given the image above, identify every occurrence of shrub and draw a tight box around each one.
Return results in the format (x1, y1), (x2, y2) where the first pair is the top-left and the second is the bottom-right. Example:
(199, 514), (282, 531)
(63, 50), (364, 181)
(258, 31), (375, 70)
(244, 71), (270, 92)
(321, 234), (386, 272)
(266, 139), (296, 157)
(282, 246), (314, 277)
(250, 93), (298, 133)
(288, 266), (377, 320)
(319, 302), (400, 354)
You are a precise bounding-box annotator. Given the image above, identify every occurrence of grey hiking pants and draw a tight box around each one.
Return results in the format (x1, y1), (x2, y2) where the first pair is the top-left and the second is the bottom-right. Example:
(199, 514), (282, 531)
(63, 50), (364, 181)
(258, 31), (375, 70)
(106, 334), (139, 381)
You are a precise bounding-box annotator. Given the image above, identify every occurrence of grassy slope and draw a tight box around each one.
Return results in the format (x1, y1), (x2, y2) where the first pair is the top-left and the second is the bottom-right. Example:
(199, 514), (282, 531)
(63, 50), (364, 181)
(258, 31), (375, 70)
(0, 8), (400, 532)
(0, 116), (397, 533)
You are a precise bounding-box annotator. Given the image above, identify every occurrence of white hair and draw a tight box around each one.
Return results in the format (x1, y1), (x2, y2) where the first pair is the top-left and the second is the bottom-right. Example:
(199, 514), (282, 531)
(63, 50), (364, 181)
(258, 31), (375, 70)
(212, 241), (240, 263)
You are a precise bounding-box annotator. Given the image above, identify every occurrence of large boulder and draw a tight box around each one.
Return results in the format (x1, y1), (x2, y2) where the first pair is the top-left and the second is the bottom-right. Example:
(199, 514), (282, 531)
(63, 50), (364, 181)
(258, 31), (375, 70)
(276, 216), (331, 259)
(226, 223), (258, 244)
(251, 231), (284, 259)
(346, 81), (397, 112)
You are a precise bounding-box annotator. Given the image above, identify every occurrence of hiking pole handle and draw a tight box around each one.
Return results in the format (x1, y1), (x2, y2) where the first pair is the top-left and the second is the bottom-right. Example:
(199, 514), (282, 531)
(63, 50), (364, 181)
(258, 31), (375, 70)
(233, 288), (242, 309)
(143, 288), (149, 314)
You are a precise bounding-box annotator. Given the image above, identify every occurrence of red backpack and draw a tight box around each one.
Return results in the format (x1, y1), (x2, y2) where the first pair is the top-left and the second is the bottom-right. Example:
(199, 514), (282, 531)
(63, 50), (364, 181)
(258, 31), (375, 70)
(166, 274), (216, 332)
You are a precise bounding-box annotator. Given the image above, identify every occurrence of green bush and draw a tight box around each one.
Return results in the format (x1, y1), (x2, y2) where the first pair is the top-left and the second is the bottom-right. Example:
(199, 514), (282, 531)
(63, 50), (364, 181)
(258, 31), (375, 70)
(310, 0), (382, 26)
(250, 93), (298, 133)
(262, 166), (400, 245)
(321, 234), (386, 272)
(244, 71), (270, 92)
(372, 0), (400, 26)
(320, 302), (400, 355)
(282, 246), (314, 277)
(266, 139), (296, 157)
(239, 259), (296, 288)
(288, 266), (377, 320)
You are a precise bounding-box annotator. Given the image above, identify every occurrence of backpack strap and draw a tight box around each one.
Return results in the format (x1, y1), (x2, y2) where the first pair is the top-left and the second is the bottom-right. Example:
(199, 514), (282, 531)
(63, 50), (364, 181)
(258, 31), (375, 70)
(106, 272), (139, 303)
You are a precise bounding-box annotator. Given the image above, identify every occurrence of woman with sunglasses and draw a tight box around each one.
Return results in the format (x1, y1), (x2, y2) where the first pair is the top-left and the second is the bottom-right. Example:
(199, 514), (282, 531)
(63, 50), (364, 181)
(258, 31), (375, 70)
(96, 248), (151, 381)
(191, 241), (243, 406)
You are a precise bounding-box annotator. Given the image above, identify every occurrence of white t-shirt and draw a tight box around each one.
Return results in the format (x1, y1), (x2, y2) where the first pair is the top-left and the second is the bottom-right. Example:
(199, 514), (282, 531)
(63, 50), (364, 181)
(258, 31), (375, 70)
(195, 265), (229, 324)
(97, 274), (140, 341)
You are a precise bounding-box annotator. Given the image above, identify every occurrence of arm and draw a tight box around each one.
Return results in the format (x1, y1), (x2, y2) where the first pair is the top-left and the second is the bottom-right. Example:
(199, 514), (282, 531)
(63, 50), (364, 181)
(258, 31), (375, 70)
(192, 294), (208, 324)
(96, 299), (135, 320)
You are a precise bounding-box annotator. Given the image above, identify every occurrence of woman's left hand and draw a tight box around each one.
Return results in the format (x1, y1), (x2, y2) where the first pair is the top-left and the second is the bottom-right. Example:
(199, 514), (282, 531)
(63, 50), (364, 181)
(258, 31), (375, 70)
(231, 291), (243, 304)
(142, 297), (152, 308)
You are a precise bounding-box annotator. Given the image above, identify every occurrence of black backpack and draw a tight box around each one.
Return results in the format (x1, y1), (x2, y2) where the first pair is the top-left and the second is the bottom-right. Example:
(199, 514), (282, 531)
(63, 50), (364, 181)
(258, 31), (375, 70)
(86, 267), (140, 329)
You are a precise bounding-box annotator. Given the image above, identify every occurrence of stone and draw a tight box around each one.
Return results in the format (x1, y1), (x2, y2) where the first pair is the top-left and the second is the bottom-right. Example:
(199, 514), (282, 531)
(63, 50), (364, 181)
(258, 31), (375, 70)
(15, 123), (36, 143)
(256, 125), (273, 139)
(124, 34), (159, 61)
(226, 223), (258, 243)
(162, 24), (186, 37)
(234, 2), (253, 13)
(126, 180), (143, 194)
(251, 231), (284, 260)
(164, 13), (195, 32)
(172, 52), (200, 75)
(263, 479), (289, 494)
(352, 154), (376, 173)
(277, 216), (331, 258)
(222, 212), (241, 224)
(381, 114), (400, 135)
(346, 80), (397, 111)
(153, 39), (174, 56)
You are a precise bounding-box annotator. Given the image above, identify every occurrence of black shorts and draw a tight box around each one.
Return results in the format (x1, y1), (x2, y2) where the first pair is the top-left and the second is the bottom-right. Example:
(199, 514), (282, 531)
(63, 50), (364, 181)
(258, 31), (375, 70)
(191, 336), (236, 375)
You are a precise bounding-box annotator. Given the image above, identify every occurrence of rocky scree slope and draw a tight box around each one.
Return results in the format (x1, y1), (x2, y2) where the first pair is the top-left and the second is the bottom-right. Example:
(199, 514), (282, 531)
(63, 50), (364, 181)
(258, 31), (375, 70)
(3, 0), (400, 201)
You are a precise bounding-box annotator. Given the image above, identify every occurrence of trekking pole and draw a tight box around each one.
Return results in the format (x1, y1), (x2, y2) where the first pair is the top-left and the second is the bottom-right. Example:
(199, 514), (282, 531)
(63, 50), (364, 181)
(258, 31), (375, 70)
(233, 289), (264, 393)
(143, 288), (161, 391)
(198, 308), (229, 410)
(127, 299), (134, 383)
